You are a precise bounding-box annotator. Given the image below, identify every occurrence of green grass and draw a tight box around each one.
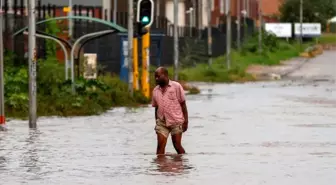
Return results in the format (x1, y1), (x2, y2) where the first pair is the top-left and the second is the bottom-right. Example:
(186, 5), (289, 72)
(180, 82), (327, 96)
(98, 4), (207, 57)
(178, 41), (307, 83)
(318, 33), (336, 44)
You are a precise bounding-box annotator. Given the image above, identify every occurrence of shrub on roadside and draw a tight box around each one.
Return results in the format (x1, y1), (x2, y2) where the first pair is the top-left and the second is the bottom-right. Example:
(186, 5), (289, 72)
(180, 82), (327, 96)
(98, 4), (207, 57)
(179, 29), (307, 83)
(4, 56), (150, 119)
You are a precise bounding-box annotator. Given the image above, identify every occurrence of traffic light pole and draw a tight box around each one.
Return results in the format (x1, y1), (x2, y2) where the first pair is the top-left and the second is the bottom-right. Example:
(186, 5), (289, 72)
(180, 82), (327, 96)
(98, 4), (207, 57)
(141, 30), (150, 98)
(137, 0), (154, 98)
(133, 35), (139, 90)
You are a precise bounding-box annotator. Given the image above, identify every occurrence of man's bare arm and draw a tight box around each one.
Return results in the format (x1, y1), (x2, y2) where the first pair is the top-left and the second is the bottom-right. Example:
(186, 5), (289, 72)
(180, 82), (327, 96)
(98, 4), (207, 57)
(181, 101), (188, 124)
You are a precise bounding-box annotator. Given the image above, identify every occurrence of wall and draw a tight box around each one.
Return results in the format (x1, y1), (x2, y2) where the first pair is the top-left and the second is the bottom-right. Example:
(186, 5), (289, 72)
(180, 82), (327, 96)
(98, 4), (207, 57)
(261, 0), (283, 16)
(261, 0), (283, 22)
(165, 1), (186, 26)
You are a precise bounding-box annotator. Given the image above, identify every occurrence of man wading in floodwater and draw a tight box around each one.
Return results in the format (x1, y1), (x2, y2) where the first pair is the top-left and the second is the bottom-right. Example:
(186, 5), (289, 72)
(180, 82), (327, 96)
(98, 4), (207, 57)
(152, 67), (189, 155)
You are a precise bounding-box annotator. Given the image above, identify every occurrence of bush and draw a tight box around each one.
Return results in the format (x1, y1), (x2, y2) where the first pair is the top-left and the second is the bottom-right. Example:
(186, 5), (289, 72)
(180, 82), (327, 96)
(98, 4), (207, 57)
(241, 29), (292, 54)
(179, 29), (309, 83)
(4, 56), (150, 119)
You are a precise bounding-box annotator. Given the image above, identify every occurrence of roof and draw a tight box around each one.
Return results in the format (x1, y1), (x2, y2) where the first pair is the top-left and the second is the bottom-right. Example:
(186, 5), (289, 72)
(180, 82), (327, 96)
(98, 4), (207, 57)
(328, 16), (336, 23)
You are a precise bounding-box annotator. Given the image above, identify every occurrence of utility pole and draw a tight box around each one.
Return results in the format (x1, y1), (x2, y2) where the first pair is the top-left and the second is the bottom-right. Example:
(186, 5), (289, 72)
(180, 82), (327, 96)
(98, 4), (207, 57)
(173, 0), (178, 81)
(187, 7), (193, 37)
(299, 0), (303, 49)
(258, 0), (262, 54)
(237, 0), (241, 50)
(243, 0), (247, 43)
(128, 0), (134, 95)
(198, 0), (203, 38)
(207, 0), (212, 66)
(114, 0), (118, 23)
(190, 8), (193, 36)
(156, 0), (160, 27)
(226, 0), (231, 69)
(28, 0), (37, 128)
(192, 0), (196, 29)
(0, 0), (7, 131)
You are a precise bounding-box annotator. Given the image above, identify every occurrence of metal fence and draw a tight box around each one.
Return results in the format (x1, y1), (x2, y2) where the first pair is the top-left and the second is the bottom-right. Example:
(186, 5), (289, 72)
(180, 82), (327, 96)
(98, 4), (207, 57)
(160, 16), (256, 68)
(2, 0), (255, 75)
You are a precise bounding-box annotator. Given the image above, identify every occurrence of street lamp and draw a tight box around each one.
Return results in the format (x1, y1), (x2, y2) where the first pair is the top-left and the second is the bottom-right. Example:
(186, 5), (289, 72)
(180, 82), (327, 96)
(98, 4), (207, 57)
(186, 7), (194, 36)
(241, 9), (247, 42)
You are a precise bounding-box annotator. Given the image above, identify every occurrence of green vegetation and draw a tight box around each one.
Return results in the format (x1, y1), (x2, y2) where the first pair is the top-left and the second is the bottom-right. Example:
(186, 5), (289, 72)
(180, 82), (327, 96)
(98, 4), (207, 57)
(279, 0), (336, 31)
(141, 66), (200, 95)
(318, 34), (336, 44)
(4, 52), (150, 119)
(176, 31), (311, 83)
(44, 15), (61, 58)
(4, 17), (154, 120)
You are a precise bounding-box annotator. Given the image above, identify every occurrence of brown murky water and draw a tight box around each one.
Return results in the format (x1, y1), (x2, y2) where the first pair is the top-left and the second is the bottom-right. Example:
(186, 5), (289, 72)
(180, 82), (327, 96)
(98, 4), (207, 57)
(1, 79), (335, 185)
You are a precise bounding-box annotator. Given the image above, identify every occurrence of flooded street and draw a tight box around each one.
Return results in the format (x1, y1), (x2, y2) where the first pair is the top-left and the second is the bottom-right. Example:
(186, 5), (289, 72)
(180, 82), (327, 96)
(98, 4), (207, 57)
(1, 52), (336, 185)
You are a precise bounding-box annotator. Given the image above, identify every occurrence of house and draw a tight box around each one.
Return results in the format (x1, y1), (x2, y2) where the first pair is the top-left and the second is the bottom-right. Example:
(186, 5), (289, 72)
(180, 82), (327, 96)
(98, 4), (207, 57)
(210, 0), (285, 25)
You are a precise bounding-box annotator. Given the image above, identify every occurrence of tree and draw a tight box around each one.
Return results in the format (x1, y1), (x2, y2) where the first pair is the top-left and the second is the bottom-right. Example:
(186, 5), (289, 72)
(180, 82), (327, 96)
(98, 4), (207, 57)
(45, 15), (61, 58)
(279, 0), (336, 31)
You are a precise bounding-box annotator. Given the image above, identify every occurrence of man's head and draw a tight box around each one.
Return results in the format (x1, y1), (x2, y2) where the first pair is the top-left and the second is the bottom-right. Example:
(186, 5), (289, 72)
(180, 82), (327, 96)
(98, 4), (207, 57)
(154, 67), (169, 86)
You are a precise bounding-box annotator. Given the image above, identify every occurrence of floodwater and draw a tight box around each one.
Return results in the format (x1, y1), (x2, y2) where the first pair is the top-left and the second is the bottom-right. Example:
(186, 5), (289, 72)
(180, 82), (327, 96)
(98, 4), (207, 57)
(1, 53), (336, 184)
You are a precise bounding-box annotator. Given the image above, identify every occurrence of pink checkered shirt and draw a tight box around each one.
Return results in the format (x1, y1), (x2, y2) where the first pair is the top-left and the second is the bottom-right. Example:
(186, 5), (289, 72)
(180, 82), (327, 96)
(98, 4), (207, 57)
(152, 80), (186, 127)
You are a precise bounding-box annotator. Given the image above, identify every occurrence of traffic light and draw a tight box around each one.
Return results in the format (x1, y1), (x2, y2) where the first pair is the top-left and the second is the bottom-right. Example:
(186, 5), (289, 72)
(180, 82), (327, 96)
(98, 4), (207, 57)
(136, 0), (154, 35)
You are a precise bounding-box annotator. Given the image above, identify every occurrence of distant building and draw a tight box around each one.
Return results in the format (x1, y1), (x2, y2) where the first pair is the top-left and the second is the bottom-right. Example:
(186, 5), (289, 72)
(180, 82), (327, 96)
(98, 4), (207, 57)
(210, 0), (259, 26)
(40, 0), (102, 6)
(261, 0), (284, 22)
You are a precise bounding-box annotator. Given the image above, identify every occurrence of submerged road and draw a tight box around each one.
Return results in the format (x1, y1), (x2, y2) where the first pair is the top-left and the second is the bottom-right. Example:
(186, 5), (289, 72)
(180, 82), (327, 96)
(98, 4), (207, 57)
(0, 51), (335, 185)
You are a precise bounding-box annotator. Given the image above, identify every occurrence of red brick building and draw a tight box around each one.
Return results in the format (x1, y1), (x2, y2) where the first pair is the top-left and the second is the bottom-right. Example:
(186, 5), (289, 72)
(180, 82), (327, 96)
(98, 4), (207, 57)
(261, 0), (284, 22)
(210, 0), (284, 25)
(210, 0), (259, 25)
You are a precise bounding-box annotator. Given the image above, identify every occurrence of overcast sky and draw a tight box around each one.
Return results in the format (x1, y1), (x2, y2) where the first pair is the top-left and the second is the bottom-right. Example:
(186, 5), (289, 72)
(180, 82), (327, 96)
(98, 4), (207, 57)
(40, 0), (102, 6)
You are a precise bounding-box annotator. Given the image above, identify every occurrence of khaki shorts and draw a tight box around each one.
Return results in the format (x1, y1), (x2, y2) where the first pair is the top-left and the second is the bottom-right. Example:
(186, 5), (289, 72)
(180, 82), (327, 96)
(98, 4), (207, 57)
(155, 119), (183, 138)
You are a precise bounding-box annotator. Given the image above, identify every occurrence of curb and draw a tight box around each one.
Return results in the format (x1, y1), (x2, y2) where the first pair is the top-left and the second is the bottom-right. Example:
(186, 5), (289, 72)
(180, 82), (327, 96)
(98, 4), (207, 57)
(279, 58), (310, 78)
(248, 57), (310, 81)
(264, 45), (325, 80)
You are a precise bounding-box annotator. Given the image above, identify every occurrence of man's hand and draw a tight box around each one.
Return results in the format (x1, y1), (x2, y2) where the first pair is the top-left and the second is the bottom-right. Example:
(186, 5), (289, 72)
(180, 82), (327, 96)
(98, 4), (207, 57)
(182, 120), (188, 132)
(180, 101), (188, 133)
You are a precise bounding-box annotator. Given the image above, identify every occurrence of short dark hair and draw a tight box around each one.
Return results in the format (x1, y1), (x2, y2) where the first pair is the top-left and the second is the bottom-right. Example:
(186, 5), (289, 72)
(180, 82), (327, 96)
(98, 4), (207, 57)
(157, 67), (168, 76)
(161, 67), (168, 76)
